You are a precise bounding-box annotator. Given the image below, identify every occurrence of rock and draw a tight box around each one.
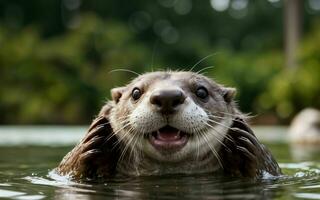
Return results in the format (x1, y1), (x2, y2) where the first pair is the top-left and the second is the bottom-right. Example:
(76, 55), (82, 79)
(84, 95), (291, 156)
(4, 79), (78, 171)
(289, 108), (320, 144)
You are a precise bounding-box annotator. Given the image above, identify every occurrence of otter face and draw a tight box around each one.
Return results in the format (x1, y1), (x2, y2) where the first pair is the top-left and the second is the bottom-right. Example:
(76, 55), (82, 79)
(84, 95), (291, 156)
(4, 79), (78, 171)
(109, 71), (236, 169)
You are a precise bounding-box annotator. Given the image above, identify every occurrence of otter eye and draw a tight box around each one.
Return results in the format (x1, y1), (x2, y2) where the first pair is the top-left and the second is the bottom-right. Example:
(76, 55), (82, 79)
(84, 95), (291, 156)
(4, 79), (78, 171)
(196, 87), (208, 99)
(132, 88), (142, 100)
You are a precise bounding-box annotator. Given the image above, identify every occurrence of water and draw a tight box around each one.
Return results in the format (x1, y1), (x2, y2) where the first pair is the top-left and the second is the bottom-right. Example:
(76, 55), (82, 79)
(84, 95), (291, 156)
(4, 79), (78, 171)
(0, 126), (319, 199)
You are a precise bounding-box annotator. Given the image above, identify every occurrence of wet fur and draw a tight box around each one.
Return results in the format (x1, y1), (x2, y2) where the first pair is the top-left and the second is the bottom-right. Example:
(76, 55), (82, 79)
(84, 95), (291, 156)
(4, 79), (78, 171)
(57, 72), (281, 180)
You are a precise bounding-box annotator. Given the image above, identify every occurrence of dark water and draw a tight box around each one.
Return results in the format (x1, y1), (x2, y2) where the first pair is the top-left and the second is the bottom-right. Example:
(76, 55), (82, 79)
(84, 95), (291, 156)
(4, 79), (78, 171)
(0, 127), (319, 199)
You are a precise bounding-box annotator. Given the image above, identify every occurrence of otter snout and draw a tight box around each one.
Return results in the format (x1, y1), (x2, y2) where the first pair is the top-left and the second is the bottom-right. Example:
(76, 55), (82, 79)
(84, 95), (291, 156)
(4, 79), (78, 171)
(150, 89), (186, 114)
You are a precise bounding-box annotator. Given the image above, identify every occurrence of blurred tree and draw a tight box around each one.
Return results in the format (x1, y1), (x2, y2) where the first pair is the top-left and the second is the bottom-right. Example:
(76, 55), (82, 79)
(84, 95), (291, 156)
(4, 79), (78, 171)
(260, 20), (320, 122)
(0, 0), (319, 124)
(284, 0), (302, 69)
(0, 15), (149, 124)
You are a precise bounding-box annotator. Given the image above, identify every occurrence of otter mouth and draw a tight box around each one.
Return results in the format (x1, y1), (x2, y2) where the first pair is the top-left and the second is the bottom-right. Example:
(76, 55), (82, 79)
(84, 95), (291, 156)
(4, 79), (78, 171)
(149, 125), (188, 152)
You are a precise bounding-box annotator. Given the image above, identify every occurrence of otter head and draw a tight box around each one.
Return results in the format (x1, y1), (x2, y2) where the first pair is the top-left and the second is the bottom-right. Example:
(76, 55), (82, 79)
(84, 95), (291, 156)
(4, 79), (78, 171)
(106, 71), (237, 170)
(57, 71), (282, 179)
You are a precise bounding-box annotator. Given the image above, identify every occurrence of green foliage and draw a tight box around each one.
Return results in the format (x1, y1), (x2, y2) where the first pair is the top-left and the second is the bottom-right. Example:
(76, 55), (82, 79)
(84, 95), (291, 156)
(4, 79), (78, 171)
(204, 50), (283, 113)
(0, 13), (319, 124)
(260, 21), (320, 120)
(0, 15), (149, 124)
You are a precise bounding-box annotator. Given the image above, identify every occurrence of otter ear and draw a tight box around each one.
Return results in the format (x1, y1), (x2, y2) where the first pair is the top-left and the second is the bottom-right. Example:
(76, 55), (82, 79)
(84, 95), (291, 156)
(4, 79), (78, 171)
(222, 87), (236, 103)
(111, 87), (126, 103)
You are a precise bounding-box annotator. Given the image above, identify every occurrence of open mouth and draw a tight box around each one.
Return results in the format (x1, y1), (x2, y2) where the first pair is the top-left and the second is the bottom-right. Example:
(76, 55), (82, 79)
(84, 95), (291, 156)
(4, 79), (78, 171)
(149, 125), (188, 151)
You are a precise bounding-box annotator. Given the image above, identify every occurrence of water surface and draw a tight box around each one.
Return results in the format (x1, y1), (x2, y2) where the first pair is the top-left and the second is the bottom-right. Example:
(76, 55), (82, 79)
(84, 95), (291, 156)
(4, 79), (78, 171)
(0, 126), (319, 199)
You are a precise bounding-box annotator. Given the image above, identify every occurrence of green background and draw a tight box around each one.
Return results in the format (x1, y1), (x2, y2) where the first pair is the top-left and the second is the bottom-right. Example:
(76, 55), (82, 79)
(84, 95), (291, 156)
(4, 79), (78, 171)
(0, 0), (319, 124)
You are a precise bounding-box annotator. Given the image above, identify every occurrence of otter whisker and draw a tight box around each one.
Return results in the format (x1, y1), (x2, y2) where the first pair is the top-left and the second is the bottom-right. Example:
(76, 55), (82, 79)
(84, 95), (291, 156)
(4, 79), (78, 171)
(115, 126), (145, 167)
(203, 121), (233, 147)
(115, 115), (131, 121)
(201, 107), (240, 118)
(207, 118), (236, 132)
(207, 124), (234, 148)
(190, 126), (203, 161)
(129, 130), (145, 171)
(202, 108), (249, 126)
(97, 116), (128, 128)
(195, 134), (201, 161)
(98, 120), (131, 149)
(114, 124), (134, 145)
(118, 127), (136, 163)
(191, 126), (223, 169)
(106, 119), (132, 142)
(109, 122), (136, 149)
(202, 131), (224, 169)
(207, 118), (253, 137)
(189, 53), (219, 72)
(130, 137), (142, 175)
(135, 128), (146, 159)
(124, 135), (138, 164)
(216, 111), (252, 119)
(109, 68), (141, 76)
(199, 131), (224, 169)
(195, 130), (202, 162)
(202, 117), (234, 142)
(207, 114), (249, 126)
(196, 65), (215, 75)
(128, 130), (143, 164)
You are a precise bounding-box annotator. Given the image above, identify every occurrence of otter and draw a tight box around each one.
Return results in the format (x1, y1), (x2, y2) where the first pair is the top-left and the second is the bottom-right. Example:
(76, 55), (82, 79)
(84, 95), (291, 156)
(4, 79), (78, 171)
(57, 71), (281, 180)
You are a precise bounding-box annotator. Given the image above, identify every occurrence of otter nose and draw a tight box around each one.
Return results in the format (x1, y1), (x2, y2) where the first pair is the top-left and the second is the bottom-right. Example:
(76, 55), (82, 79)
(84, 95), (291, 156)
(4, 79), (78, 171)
(150, 89), (186, 114)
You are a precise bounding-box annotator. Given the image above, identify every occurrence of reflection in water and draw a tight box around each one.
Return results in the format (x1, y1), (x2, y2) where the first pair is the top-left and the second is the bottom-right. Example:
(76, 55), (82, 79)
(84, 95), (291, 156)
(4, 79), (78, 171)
(40, 173), (282, 200)
(0, 127), (320, 199)
(19, 167), (318, 200)
(288, 108), (320, 162)
(290, 143), (320, 161)
(1, 159), (320, 200)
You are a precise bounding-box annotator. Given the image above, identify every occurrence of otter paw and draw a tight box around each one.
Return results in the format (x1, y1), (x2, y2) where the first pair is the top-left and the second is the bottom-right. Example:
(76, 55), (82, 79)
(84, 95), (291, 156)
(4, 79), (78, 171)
(221, 127), (263, 177)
